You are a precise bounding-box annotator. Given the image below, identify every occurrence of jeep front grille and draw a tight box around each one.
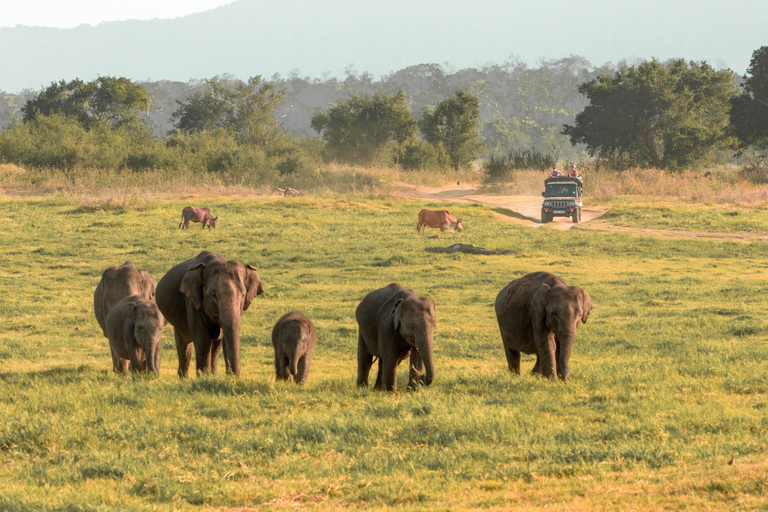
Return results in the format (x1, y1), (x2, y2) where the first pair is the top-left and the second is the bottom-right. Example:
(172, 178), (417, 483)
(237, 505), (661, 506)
(548, 201), (571, 209)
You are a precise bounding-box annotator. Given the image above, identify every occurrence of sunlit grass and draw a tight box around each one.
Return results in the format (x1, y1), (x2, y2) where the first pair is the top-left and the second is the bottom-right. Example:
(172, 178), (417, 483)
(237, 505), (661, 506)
(0, 194), (766, 510)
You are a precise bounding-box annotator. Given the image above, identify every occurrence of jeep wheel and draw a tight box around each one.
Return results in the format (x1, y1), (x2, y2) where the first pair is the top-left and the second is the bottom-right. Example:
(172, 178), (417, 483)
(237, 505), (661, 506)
(572, 209), (580, 223)
(541, 209), (548, 223)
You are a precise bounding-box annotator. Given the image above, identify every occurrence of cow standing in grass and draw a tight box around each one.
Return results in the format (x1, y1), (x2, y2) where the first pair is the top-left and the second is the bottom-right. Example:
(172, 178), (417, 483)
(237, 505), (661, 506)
(417, 209), (463, 233)
(179, 207), (217, 229)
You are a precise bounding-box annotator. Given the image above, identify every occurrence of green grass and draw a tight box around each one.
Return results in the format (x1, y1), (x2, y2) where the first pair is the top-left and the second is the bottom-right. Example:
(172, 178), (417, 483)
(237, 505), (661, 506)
(0, 195), (767, 510)
(587, 203), (768, 235)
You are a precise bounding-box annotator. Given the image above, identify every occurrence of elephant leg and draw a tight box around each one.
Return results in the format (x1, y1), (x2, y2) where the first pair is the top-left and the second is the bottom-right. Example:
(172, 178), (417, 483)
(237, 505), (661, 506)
(378, 358), (399, 391)
(296, 355), (310, 385)
(174, 328), (192, 377)
(537, 332), (557, 379)
(378, 345), (403, 392)
(504, 345), (521, 374)
(117, 358), (130, 374)
(211, 332), (223, 374)
(110, 346), (121, 373)
(374, 360), (383, 389)
(356, 333), (374, 387)
(532, 356), (541, 375)
(275, 351), (290, 381)
(194, 338), (213, 375)
(408, 349), (424, 390)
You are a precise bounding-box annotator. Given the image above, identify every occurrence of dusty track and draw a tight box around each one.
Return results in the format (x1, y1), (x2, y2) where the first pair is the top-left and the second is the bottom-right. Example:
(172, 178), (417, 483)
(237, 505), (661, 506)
(397, 183), (768, 243)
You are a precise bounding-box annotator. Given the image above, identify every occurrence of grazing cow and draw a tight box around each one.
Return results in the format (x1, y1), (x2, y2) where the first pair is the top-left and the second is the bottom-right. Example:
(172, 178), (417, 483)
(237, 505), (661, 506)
(179, 206), (217, 229)
(417, 209), (463, 233)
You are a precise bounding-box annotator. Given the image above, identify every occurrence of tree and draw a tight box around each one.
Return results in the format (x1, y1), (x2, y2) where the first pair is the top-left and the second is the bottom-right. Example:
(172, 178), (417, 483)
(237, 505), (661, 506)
(563, 59), (737, 169)
(418, 90), (484, 171)
(310, 91), (417, 165)
(730, 46), (768, 152)
(170, 76), (287, 147)
(21, 77), (150, 129)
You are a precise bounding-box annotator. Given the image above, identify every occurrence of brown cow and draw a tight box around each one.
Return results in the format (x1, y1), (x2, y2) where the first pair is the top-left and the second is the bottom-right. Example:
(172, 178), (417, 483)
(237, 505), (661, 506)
(179, 206), (218, 229)
(417, 209), (463, 233)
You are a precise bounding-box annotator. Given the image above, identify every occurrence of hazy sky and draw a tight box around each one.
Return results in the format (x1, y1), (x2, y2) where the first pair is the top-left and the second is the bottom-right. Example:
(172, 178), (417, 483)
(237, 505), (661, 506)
(2, 0), (236, 28)
(2, 0), (766, 81)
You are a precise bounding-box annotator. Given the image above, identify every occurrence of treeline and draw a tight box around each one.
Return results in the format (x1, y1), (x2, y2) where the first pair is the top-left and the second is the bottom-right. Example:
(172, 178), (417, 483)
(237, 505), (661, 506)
(0, 50), (766, 184)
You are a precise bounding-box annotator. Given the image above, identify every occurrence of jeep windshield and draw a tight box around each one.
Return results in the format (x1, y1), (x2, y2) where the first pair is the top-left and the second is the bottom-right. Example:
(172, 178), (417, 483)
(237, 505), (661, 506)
(544, 183), (579, 197)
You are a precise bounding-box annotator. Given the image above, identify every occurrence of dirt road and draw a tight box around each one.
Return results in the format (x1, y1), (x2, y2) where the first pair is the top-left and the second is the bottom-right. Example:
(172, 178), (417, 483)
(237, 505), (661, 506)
(397, 183), (608, 230)
(397, 182), (768, 242)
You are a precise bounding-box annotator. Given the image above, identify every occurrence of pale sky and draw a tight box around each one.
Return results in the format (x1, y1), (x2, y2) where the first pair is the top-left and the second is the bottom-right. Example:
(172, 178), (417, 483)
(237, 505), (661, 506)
(1, 0), (766, 92)
(1, 0), (236, 28)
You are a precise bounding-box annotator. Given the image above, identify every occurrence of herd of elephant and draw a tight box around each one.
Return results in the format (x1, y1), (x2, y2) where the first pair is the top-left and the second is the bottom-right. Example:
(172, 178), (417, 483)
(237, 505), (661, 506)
(94, 250), (593, 391)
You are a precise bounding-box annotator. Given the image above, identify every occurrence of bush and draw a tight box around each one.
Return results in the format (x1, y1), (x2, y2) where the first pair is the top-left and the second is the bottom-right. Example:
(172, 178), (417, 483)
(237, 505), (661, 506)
(399, 139), (442, 171)
(484, 147), (559, 181)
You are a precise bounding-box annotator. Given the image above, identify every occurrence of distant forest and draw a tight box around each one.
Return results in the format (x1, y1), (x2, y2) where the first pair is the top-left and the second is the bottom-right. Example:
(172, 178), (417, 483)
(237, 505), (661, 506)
(3, 55), (728, 160)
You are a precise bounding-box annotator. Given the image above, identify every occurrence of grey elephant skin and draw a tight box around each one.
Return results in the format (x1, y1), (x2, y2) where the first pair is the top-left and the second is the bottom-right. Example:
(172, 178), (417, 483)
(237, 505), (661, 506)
(93, 261), (158, 371)
(356, 283), (436, 392)
(495, 271), (592, 381)
(272, 311), (317, 384)
(106, 295), (165, 374)
(155, 251), (264, 378)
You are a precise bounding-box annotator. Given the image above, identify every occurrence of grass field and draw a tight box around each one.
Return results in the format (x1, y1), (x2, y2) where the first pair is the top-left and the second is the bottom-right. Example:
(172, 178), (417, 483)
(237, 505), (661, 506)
(0, 192), (767, 510)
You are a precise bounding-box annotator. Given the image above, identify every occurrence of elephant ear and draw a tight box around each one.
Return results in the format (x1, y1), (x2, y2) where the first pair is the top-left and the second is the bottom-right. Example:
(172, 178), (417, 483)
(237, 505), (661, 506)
(180, 263), (205, 310)
(139, 269), (157, 300)
(580, 289), (593, 324)
(530, 283), (551, 328)
(123, 302), (137, 350)
(243, 264), (264, 311)
(392, 298), (405, 331)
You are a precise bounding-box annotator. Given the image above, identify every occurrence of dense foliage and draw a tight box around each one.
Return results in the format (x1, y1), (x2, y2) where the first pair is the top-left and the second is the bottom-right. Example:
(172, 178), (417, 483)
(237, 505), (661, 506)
(731, 46), (768, 153)
(170, 76), (287, 148)
(310, 91), (417, 165)
(1, 49), (766, 177)
(21, 77), (150, 129)
(419, 90), (485, 171)
(563, 60), (737, 170)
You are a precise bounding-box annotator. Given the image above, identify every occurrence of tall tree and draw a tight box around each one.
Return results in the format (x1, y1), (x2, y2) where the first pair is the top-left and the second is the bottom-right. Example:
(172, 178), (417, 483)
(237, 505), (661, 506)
(419, 90), (484, 171)
(563, 59), (736, 169)
(21, 77), (150, 129)
(171, 76), (287, 147)
(730, 46), (768, 152)
(311, 91), (417, 165)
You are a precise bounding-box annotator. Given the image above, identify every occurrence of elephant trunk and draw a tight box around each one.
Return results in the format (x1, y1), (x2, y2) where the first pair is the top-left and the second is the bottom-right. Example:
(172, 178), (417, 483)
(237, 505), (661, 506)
(416, 335), (435, 386)
(222, 318), (241, 377)
(558, 327), (575, 381)
(288, 342), (302, 380)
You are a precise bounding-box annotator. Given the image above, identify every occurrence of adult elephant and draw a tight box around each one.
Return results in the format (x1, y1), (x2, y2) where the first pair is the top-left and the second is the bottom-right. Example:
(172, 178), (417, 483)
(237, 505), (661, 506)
(155, 251), (264, 377)
(356, 283), (436, 392)
(94, 261), (158, 372)
(495, 271), (592, 381)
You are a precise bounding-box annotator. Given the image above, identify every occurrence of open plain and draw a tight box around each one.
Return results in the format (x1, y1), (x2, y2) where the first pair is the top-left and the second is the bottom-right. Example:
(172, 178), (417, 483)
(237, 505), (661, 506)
(0, 180), (767, 510)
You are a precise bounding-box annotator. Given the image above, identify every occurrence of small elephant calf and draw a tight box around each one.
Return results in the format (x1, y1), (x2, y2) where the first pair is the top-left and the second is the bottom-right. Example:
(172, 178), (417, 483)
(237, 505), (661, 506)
(271, 311), (317, 384)
(106, 295), (166, 374)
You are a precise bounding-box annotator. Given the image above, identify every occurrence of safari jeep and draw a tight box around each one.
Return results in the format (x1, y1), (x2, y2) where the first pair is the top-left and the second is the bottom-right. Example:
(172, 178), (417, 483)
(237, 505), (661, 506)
(541, 176), (583, 223)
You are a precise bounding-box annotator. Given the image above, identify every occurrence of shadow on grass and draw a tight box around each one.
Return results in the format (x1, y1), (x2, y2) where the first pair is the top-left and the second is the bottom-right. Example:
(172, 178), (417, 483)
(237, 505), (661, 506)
(0, 364), (110, 383)
(490, 206), (532, 222)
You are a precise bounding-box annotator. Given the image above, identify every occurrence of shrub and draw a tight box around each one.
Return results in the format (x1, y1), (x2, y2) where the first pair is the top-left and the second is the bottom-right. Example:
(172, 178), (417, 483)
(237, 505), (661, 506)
(484, 147), (559, 181)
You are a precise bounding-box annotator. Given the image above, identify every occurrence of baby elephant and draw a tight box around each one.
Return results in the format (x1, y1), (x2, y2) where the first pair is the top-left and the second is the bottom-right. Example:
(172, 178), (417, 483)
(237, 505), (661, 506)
(179, 206), (217, 229)
(106, 295), (166, 374)
(271, 311), (317, 384)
